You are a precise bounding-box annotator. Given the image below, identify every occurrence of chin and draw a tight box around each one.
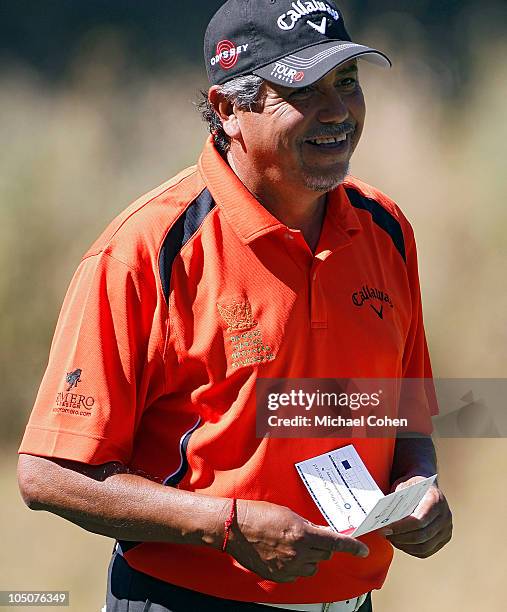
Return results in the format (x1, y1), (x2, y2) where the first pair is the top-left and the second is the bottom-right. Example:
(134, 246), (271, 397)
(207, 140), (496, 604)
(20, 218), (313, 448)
(302, 164), (350, 192)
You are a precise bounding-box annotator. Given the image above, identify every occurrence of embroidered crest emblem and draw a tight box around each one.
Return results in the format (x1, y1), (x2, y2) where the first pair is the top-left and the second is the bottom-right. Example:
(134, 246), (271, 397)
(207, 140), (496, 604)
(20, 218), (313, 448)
(218, 296), (276, 369)
(217, 298), (257, 332)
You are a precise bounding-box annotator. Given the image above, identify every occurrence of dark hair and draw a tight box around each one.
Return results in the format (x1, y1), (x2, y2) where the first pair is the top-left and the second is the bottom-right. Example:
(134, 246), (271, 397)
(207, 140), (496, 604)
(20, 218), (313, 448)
(197, 75), (265, 155)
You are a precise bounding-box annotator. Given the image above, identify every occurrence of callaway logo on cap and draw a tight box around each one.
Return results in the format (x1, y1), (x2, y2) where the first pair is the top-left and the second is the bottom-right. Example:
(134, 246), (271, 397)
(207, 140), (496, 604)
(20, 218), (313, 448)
(204, 0), (391, 88)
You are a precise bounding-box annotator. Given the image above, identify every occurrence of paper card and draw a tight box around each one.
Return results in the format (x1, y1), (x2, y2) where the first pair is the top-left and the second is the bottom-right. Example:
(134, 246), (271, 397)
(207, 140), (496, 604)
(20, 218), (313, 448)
(295, 444), (437, 537)
(295, 445), (383, 533)
(351, 475), (437, 536)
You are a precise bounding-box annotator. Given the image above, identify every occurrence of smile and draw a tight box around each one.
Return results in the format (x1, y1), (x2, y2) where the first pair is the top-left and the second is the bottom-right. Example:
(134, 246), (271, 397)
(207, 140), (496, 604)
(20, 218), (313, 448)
(306, 134), (348, 146)
(304, 131), (353, 150)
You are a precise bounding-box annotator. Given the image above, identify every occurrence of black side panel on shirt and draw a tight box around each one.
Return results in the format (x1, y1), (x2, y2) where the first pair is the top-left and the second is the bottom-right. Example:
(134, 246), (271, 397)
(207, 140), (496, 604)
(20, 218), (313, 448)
(116, 418), (202, 557)
(162, 417), (202, 487)
(116, 420), (197, 554)
(119, 192), (216, 556)
(345, 187), (406, 263)
(159, 188), (216, 304)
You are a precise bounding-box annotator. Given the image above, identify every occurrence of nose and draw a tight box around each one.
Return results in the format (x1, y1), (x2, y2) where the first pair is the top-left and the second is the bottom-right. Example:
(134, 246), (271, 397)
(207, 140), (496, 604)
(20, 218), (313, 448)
(316, 88), (349, 124)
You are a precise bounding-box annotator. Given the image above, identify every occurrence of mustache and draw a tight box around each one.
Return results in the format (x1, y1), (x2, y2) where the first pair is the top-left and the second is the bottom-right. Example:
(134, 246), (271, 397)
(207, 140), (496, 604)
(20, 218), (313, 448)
(303, 122), (355, 140)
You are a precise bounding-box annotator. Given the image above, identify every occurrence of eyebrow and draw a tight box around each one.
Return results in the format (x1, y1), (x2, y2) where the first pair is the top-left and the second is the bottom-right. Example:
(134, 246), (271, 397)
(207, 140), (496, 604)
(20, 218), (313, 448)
(335, 64), (359, 76)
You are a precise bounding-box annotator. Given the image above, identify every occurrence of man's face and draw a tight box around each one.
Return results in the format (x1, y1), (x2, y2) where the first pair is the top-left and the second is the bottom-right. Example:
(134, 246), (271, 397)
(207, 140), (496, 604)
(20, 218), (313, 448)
(233, 60), (366, 193)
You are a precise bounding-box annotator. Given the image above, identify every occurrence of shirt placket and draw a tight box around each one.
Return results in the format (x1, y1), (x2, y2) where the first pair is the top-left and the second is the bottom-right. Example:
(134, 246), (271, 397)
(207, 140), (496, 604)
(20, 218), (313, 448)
(310, 251), (332, 329)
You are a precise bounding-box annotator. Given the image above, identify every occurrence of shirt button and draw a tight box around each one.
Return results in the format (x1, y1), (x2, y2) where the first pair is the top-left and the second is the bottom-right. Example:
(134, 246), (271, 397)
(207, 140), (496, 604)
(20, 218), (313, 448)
(312, 273), (317, 281)
(285, 233), (294, 240)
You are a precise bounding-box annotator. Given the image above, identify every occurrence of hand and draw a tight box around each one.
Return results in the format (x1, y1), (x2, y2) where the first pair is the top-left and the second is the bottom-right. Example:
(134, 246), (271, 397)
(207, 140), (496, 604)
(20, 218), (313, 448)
(226, 500), (369, 583)
(382, 476), (452, 558)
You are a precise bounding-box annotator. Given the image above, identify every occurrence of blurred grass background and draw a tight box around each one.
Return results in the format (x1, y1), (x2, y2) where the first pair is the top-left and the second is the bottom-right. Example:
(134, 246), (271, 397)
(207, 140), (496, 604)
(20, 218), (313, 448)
(1, 1), (506, 610)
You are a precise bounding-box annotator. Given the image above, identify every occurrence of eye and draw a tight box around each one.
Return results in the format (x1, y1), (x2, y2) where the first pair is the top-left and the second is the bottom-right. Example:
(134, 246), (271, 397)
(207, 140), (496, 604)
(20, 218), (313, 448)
(289, 85), (314, 98)
(337, 76), (358, 90)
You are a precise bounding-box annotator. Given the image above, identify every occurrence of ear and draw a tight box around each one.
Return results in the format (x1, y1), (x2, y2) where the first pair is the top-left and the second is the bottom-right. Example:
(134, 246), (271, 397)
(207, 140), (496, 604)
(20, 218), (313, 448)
(208, 86), (242, 141)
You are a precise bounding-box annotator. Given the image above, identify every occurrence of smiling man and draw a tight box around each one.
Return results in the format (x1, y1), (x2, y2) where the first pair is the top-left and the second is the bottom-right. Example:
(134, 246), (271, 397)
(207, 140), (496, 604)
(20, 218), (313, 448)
(219, 61), (363, 188)
(207, 59), (366, 253)
(18, 2), (452, 611)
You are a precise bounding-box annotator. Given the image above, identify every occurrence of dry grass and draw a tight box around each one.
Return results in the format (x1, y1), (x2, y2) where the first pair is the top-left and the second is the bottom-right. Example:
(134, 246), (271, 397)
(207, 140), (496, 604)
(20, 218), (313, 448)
(1, 454), (112, 611)
(374, 439), (507, 610)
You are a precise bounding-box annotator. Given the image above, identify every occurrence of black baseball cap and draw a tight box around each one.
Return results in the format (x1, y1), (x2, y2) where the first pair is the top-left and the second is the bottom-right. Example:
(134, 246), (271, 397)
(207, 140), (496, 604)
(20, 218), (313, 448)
(205, 0), (391, 89)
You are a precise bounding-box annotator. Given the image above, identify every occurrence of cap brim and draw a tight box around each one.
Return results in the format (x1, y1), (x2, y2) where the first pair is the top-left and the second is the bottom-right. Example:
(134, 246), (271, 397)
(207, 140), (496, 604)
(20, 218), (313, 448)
(252, 41), (391, 89)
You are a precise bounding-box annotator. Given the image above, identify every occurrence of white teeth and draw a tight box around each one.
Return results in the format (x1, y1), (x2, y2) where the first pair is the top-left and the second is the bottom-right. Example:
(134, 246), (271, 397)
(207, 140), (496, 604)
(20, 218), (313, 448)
(309, 134), (347, 145)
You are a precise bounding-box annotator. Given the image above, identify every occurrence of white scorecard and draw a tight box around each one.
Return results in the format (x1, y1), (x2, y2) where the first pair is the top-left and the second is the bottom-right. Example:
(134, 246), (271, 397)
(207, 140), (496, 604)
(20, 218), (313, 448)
(295, 444), (437, 537)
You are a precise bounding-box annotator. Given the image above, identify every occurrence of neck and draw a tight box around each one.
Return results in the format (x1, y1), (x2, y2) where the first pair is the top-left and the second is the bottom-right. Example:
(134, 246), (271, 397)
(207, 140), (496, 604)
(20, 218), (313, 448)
(227, 150), (327, 252)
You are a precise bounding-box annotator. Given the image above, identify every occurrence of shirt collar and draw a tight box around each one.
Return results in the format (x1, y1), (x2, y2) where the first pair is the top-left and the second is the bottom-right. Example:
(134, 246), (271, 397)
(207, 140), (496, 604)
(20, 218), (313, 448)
(198, 137), (285, 244)
(198, 137), (363, 246)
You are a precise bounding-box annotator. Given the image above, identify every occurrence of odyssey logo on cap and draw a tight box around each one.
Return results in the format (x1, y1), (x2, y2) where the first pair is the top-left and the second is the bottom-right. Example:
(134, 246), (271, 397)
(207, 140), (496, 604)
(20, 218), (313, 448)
(210, 40), (249, 70)
(277, 1), (340, 31)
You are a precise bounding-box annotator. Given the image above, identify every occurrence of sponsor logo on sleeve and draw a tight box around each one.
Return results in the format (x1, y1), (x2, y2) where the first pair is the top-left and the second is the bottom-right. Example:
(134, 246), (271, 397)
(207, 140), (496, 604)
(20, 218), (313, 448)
(66, 368), (82, 391)
(54, 369), (96, 417)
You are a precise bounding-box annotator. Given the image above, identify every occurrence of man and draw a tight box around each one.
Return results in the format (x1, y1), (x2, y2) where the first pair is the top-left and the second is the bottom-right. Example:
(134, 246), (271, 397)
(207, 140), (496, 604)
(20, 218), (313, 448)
(17, 1), (452, 611)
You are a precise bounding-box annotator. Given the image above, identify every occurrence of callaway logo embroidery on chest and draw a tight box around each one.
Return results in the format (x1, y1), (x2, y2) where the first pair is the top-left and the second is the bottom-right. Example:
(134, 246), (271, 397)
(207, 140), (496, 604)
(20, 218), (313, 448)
(217, 297), (276, 368)
(277, 1), (340, 31)
(352, 285), (394, 320)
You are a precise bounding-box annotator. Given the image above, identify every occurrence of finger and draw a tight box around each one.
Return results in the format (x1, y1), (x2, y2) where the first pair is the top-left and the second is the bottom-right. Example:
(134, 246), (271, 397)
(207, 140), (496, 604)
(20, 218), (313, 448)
(266, 569), (299, 584)
(270, 575), (298, 584)
(331, 534), (369, 557)
(299, 563), (319, 577)
(393, 536), (450, 558)
(426, 531), (453, 556)
(305, 525), (340, 550)
(411, 488), (444, 523)
(307, 548), (333, 562)
(387, 498), (446, 535)
(307, 527), (369, 557)
(392, 525), (452, 558)
(387, 510), (452, 545)
(383, 515), (422, 535)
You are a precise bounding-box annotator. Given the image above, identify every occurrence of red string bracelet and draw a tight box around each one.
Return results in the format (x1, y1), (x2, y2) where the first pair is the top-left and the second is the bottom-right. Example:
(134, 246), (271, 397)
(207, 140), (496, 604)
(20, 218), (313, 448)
(221, 497), (237, 552)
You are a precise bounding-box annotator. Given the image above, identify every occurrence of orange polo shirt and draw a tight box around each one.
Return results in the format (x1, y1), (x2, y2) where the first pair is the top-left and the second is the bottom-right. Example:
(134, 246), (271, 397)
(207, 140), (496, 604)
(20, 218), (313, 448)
(19, 137), (437, 603)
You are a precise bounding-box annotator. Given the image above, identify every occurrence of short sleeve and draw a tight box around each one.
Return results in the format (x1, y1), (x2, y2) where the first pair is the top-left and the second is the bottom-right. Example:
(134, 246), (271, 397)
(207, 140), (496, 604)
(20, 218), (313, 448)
(398, 221), (439, 434)
(18, 252), (166, 464)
